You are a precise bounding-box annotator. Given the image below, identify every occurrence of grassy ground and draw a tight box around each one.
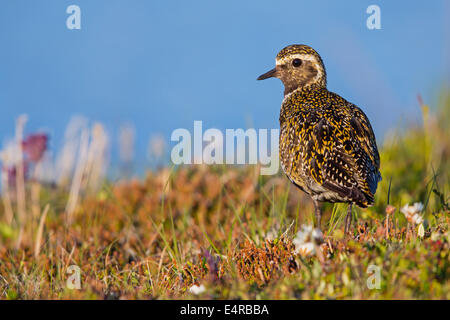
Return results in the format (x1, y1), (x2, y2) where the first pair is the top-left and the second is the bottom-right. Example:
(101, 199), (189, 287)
(0, 92), (449, 299)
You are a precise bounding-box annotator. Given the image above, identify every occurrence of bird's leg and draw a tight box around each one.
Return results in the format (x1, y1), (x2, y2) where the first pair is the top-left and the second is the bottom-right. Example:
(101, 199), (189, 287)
(313, 199), (322, 230)
(344, 203), (353, 235)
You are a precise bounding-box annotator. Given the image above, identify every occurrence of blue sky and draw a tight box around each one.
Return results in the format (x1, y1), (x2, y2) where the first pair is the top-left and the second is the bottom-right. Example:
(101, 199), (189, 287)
(0, 0), (448, 166)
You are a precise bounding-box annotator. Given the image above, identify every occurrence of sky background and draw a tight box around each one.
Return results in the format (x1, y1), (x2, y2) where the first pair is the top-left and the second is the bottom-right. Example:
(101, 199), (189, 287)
(0, 0), (449, 169)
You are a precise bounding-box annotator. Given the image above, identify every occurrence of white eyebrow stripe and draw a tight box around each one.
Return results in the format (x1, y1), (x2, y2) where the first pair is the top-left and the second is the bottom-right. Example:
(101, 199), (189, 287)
(275, 54), (318, 65)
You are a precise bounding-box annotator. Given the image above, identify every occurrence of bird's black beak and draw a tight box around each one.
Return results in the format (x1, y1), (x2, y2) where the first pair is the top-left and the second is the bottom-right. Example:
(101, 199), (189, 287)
(257, 67), (277, 80)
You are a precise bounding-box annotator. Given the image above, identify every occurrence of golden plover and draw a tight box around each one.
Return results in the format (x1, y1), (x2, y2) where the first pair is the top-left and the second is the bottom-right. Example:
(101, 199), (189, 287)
(257, 44), (381, 233)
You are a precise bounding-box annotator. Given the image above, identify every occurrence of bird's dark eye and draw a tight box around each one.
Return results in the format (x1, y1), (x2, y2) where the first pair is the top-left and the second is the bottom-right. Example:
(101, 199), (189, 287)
(292, 59), (302, 67)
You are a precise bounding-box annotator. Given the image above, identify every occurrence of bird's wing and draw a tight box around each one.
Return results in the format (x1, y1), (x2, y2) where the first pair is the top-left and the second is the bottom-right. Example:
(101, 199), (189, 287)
(327, 104), (380, 206)
(349, 106), (380, 171)
(349, 105), (382, 196)
(306, 103), (381, 207)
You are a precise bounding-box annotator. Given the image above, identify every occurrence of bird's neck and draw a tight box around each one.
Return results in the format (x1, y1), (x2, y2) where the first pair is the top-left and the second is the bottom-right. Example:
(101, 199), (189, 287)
(283, 79), (327, 97)
(283, 82), (326, 99)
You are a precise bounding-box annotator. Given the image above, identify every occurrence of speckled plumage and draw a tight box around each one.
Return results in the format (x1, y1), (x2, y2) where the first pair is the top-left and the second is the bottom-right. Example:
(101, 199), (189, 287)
(279, 84), (380, 207)
(258, 44), (381, 230)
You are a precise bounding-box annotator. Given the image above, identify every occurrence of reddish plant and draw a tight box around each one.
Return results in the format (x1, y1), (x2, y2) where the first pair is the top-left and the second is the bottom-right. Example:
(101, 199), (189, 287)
(22, 133), (48, 163)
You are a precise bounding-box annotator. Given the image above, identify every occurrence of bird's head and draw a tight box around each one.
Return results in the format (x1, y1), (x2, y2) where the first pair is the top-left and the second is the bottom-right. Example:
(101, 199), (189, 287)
(257, 44), (327, 96)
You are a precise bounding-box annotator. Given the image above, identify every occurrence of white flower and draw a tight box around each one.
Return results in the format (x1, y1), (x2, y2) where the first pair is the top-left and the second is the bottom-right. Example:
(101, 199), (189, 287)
(295, 242), (315, 256)
(400, 202), (424, 225)
(293, 224), (323, 257)
(417, 224), (425, 238)
(414, 215), (424, 225)
(189, 284), (206, 295)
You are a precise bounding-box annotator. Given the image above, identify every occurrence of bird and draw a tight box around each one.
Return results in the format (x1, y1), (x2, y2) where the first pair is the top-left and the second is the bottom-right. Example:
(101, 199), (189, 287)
(257, 44), (381, 234)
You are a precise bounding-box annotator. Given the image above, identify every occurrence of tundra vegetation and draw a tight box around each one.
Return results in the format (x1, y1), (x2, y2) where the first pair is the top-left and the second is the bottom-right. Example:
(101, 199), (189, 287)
(0, 91), (449, 299)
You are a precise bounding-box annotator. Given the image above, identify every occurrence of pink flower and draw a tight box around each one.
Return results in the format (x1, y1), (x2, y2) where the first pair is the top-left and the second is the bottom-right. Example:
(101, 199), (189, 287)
(22, 133), (48, 162)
